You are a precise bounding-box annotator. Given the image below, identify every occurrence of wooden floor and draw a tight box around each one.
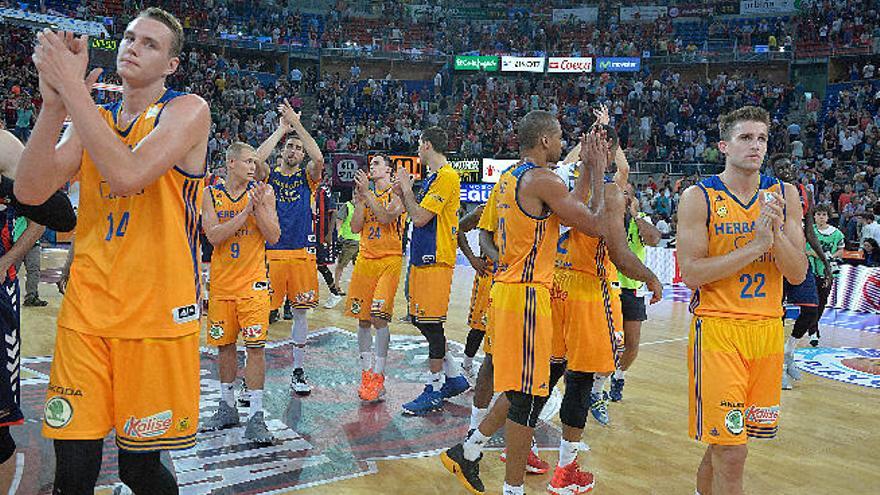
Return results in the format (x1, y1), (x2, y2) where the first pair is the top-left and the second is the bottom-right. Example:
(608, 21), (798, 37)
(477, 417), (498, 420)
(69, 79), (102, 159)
(19, 247), (880, 495)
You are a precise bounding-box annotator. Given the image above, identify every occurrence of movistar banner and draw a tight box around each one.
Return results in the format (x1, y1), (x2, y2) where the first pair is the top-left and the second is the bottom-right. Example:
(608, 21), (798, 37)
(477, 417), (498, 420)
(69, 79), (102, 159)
(595, 57), (641, 72)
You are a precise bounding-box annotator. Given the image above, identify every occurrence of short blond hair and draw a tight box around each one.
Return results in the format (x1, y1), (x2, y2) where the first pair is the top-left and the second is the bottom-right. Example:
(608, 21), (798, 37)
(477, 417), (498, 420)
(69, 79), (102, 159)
(137, 7), (184, 58)
(226, 142), (255, 162)
(718, 106), (770, 141)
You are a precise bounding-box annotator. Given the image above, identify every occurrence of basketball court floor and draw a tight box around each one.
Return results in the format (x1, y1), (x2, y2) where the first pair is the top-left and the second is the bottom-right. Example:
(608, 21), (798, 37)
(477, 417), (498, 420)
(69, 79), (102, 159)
(10, 247), (880, 494)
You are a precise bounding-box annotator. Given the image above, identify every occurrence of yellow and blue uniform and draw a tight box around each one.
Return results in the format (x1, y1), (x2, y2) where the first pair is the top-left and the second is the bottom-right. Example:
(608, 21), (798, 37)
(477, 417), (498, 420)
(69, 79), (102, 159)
(206, 182), (270, 348)
(688, 174), (786, 445)
(345, 186), (406, 321)
(408, 164), (460, 323)
(266, 166), (320, 309)
(44, 90), (202, 451)
(483, 163), (559, 397)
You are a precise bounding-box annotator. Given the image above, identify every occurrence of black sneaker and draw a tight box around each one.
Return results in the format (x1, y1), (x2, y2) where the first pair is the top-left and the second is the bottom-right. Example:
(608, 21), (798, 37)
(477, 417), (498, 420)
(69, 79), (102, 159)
(269, 309), (279, 325)
(23, 294), (48, 307)
(290, 368), (312, 396)
(283, 301), (293, 320)
(440, 443), (484, 495)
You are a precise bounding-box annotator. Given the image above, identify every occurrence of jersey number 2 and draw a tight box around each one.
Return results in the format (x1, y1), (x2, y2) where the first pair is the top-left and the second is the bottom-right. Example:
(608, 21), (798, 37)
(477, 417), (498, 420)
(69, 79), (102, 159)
(105, 212), (130, 241)
(739, 273), (766, 299)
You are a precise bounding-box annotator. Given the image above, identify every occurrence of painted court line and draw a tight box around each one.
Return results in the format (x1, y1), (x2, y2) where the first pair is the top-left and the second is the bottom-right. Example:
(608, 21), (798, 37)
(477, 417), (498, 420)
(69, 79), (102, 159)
(641, 336), (688, 346)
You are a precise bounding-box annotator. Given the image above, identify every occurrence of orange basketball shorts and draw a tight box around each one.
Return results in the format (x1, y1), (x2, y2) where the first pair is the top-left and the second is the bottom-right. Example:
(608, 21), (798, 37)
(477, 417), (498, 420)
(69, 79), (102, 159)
(688, 316), (784, 445)
(268, 254), (318, 310)
(550, 269), (623, 373)
(345, 255), (403, 321)
(43, 327), (199, 452)
(408, 264), (454, 324)
(490, 282), (552, 397)
(467, 271), (493, 332)
(207, 291), (270, 348)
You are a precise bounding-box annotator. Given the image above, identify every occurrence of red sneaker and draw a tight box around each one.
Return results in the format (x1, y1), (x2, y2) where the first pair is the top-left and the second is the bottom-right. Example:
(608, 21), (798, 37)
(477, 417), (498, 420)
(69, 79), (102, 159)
(547, 461), (594, 494)
(363, 372), (386, 402)
(499, 448), (551, 475)
(358, 369), (371, 401)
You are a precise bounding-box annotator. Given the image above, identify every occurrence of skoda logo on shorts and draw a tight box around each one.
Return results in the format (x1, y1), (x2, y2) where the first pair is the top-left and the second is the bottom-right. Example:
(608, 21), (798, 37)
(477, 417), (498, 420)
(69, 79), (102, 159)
(44, 396), (73, 429)
(725, 409), (744, 435)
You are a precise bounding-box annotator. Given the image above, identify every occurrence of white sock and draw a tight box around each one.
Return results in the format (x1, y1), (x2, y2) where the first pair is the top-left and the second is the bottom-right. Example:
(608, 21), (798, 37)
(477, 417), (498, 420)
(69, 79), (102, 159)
(428, 372), (445, 391)
(469, 405), (489, 431)
(531, 437), (539, 455)
(592, 374), (609, 394)
(463, 428), (489, 461)
(249, 389), (263, 417)
(463, 355), (473, 370)
(559, 439), (579, 467)
(613, 369), (626, 379)
(443, 353), (460, 378)
(374, 357), (387, 375)
(360, 352), (372, 371)
(503, 482), (524, 495)
(221, 382), (235, 407)
(293, 346), (305, 370)
(785, 335), (798, 355)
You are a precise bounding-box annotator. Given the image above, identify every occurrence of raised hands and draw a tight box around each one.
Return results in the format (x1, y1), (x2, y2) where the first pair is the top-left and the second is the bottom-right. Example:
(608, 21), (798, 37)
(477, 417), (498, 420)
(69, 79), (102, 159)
(279, 99), (303, 129)
(592, 103), (610, 126)
(32, 30), (102, 101)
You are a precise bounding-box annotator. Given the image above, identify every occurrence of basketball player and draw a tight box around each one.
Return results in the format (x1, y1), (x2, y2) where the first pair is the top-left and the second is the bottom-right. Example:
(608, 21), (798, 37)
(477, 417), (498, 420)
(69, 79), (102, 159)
(544, 125), (662, 493)
(18, 9), (210, 493)
(259, 102), (324, 395)
(611, 184), (662, 401)
(457, 204), (490, 381)
(442, 112), (608, 495)
(201, 142), (280, 444)
(677, 107), (807, 495)
(769, 154), (828, 390)
(345, 157), (405, 402)
(0, 129), (76, 490)
(392, 127), (469, 415)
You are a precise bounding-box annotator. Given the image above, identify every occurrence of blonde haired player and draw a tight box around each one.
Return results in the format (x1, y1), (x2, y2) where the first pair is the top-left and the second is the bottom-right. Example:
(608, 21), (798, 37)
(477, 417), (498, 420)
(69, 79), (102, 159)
(677, 106), (807, 495)
(345, 156), (406, 402)
(201, 142), (280, 444)
(17, 8), (210, 493)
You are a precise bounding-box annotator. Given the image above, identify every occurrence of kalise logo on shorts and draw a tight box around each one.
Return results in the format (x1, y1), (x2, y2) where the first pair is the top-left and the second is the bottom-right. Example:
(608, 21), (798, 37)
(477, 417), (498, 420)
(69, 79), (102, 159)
(744, 405), (779, 425)
(123, 410), (173, 438)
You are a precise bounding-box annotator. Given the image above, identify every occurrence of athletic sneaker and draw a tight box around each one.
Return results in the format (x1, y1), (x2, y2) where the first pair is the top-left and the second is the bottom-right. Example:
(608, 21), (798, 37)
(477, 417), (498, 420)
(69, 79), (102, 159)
(358, 369), (371, 400)
(23, 294), (48, 307)
(809, 337), (819, 347)
(291, 368), (312, 396)
(363, 373), (386, 402)
(201, 401), (240, 431)
(402, 385), (443, 415)
(323, 293), (344, 309)
(440, 374), (470, 399)
(589, 392), (610, 426)
(269, 309), (279, 325)
(547, 461), (595, 494)
(440, 443), (485, 495)
(499, 449), (551, 474)
(782, 372), (793, 390)
(283, 300), (293, 320)
(244, 411), (275, 445)
(785, 353), (801, 381)
(609, 377), (625, 402)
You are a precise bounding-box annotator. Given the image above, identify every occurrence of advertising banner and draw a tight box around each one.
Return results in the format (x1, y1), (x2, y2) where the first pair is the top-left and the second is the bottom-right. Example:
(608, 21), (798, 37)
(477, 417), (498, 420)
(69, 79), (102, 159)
(668, 4), (715, 18)
(547, 57), (593, 73)
(551, 7), (599, 23)
(739, 0), (796, 15)
(482, 158), (519, 183)
(714, 1), (741, 15)
(619, 6), (668, 22)
(828, 265), (880, 314)
(449, 159), (482, 182)
(331, 154), (368, 187)
(595, 57), (641, 72)
(501, 56), (546, 73)
(454, 55), (500, 71)
(460, 183), (495, 204)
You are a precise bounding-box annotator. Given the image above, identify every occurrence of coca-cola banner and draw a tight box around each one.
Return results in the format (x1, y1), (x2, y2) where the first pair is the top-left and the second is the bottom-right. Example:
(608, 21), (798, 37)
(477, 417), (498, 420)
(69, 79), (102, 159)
(547, 57), (593, 73)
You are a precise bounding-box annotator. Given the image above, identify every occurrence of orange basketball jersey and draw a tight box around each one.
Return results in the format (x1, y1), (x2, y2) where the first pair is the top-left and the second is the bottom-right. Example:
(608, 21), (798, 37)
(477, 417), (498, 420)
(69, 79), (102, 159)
(359, 186), (406, 259)
(555, 228), (618, 281)
(59, 90), (204, 338)
(690, 175), (785, 320)
(490, 163), (560, 287)
(208, 182), (269, 298)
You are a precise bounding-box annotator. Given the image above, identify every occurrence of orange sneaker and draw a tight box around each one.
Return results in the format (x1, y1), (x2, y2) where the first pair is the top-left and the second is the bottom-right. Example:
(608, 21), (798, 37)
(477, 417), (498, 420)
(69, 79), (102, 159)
(499, 448), (551, 474)
(547, 461), (594, 494)
(363, 372), (386, 402)
(358, 369), (371, 401)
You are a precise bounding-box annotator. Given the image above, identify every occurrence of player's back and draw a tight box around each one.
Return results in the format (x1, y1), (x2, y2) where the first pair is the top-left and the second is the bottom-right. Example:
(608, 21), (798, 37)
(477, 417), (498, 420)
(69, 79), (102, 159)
(690, 174), (784, 319)
(360, 186), (406, 259)
(208, 182), (267, 298)
(492, 162), (560, 287)
(267, 166), (316, 256)
(60, 90), (203, 338)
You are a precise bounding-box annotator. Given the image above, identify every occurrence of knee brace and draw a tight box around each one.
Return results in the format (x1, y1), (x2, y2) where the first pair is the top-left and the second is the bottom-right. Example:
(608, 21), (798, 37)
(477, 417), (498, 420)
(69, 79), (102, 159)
(0, 426), (15, 464)
(505, 391), (548, 428)
(559, 371), (594, 429)
(417, 323), (446, 359)
(792, 306), (819, 339)
(549, 359), (567, 392)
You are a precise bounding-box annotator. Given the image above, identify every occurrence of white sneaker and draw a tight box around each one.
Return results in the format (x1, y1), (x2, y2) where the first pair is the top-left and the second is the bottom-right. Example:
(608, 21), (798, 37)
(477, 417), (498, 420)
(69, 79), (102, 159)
(323, 293), (343, 309)
(782, 372), (793, 390)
